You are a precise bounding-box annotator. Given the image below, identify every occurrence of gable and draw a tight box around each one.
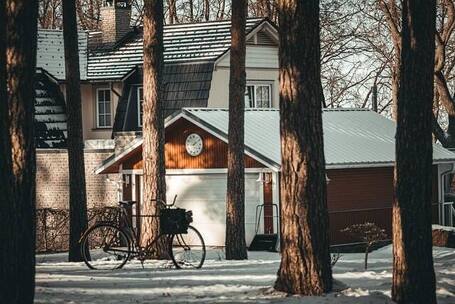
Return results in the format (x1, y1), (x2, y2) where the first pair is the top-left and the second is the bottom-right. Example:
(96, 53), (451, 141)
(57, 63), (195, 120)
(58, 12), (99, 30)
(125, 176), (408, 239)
(215, 24), (279, 69)
(122, 118), (265, 171)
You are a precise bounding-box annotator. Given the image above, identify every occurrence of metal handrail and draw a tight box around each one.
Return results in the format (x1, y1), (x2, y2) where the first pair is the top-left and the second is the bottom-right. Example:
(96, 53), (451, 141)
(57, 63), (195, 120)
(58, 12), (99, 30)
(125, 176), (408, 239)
(254, 203), (279, 235)
(442, 201), (455, 226)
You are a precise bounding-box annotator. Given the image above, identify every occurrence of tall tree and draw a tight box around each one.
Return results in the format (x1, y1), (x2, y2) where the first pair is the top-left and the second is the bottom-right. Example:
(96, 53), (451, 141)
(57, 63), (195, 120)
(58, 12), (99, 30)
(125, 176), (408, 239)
(392, 1), (437, 303)
(62, 0), (89, 262)
(0, 0), (38, 302)
(225, 0), (248, 260)
(274, 0), (332, 295)
(141, 0), (167, 258)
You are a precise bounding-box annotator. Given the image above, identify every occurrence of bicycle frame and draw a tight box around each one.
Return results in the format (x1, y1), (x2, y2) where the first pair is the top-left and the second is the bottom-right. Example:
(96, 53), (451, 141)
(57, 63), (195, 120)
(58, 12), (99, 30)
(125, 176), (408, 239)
(117, 203), (172, 259)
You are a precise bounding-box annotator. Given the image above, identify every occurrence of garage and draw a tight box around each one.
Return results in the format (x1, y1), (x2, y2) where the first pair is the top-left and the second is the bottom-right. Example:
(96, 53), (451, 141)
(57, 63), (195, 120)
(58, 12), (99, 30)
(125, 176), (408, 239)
(97, 108), (455, 246)
(165, 173), (262, 246)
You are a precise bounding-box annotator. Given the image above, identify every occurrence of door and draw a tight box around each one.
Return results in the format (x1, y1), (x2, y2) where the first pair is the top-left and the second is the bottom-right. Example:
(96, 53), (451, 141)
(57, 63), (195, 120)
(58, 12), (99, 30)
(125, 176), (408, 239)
(165, 173), (262, 246)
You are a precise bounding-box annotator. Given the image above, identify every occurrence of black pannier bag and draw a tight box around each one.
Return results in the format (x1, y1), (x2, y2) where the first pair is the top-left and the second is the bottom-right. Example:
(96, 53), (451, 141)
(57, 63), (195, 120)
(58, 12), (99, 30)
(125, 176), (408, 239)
(160, 208), (193, 234)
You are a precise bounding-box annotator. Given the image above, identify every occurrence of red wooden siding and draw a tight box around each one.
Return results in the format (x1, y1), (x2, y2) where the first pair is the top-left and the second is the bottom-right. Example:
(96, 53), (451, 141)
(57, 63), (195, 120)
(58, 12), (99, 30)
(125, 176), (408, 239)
(327, 166), (439, 244)
(123, 118), (266, 170)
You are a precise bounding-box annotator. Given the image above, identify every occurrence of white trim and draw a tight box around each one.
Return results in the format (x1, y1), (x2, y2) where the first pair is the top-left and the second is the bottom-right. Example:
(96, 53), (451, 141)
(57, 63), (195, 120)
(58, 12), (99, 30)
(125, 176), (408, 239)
(122, 168), (272, 175)
(94, 139), (143, 174)
(131, 173), (137, 229)
(246, 82), (273, 108)
(178, 113), (281, 171)
(95, 87), (113, 128)
(122, 169), (143, 175)
(214, 21), (278, 68)
(272, 171), (280, 251)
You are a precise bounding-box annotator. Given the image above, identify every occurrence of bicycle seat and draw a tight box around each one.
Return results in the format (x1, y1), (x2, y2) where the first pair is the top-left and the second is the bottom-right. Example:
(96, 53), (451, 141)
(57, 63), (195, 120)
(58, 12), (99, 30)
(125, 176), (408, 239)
(118, 201), (137, 207)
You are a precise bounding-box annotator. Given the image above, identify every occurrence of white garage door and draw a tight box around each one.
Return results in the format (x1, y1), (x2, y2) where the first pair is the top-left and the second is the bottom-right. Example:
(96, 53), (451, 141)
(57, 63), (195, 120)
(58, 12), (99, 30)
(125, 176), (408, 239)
(165, 173), (262, 246)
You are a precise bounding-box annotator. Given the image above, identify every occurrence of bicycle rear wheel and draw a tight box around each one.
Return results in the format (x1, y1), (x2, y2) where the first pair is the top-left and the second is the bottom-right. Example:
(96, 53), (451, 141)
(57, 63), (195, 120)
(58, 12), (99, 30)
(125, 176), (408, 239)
(80, 224), (131, 270)
(169, 225), (206, 269)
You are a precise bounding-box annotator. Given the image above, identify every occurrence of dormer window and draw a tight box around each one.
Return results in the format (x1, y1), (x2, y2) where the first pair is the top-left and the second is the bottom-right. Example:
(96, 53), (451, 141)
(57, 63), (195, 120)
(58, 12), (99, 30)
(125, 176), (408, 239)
(245, 83), (272, 108)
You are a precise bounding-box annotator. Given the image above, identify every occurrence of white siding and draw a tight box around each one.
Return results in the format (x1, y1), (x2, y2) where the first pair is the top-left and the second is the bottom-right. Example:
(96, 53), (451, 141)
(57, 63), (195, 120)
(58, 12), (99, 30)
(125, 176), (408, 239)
(217, 45), (278, 69)
(165, 173), (262, 246)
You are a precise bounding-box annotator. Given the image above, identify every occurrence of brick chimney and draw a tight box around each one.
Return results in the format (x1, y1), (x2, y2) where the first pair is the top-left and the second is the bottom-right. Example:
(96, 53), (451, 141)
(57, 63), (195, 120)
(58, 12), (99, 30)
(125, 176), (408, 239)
(100, 0), (131, 47)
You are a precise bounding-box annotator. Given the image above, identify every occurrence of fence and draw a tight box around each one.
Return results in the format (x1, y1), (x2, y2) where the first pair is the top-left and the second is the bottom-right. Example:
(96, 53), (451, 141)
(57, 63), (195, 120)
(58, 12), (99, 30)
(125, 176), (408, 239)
(36, 207), (120, 253)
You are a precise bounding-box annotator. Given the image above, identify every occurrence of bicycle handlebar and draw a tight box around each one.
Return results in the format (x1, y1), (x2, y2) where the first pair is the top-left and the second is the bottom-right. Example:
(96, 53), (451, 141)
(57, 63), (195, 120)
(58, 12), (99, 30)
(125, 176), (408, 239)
(150, 195), (177, 208)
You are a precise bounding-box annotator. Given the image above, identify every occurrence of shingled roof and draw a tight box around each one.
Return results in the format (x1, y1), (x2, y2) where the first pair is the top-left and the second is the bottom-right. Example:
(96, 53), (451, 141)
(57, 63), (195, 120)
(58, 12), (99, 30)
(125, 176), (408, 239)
(87, 18), (268, 80)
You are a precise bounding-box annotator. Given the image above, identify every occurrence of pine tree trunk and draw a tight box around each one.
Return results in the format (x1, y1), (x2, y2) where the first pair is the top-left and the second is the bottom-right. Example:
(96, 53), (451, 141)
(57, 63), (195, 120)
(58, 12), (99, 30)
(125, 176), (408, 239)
(392, 1), (437, 304)
(274, 0), (332, 295)
(225, 0), (248, 260)
(62, 0), (89, 262)
(141, 0), (168, 259)
(0, 1), (38, 302)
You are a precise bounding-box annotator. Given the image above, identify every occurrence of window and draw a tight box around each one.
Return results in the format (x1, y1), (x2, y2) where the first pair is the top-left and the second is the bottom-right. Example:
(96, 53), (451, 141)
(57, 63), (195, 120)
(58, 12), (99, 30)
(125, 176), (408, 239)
(245, 83), (272, 108)
(96, 88), (112, 128)
(137, 86), (143, 126)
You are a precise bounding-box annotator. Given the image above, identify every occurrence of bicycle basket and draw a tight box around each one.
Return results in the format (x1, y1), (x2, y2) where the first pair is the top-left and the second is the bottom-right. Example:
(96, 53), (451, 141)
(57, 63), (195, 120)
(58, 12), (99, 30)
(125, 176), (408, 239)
(160, 208), (191, 234)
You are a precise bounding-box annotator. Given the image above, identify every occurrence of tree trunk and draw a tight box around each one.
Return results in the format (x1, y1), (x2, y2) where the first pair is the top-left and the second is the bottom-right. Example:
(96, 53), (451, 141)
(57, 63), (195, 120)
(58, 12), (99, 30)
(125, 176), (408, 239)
(63, 0), (89, 262)
(204, 0), (210, 21)
(141, 0), (168, 259)
(1, 1), (38, 302)
(392, 1), (437, 303)
(274, 0), (332, 295)
(167, 0), (178, 24)
(225, 0), (248, 260)
(364, 245), (369, 270)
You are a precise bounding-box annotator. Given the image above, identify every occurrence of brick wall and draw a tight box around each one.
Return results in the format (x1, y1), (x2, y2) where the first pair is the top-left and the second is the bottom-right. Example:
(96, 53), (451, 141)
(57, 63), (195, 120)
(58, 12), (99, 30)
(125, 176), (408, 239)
(36, 149), (120, 209)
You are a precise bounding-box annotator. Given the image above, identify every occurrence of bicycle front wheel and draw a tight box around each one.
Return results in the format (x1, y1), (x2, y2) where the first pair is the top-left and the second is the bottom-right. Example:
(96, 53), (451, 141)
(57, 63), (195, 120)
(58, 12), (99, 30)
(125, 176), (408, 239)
(80, 224), (131, 270)
(170, 225), (206, 269)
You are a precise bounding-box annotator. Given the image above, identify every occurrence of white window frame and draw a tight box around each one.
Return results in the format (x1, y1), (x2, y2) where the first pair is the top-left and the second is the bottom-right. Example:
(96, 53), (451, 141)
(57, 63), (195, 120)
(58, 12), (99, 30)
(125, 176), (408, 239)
(96, 88), (112, 128)
(137, 86), (143, 127)
(245, 82), (273, 108)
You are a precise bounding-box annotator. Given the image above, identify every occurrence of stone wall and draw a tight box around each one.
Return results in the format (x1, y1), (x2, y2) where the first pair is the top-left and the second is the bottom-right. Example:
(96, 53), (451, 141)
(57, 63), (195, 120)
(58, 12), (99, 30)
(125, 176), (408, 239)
(36, 149), (120, 209)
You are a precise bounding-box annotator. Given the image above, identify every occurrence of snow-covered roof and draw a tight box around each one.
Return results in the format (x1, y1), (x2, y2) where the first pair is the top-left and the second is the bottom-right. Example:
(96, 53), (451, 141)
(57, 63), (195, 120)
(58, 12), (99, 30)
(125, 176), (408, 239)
(87, 18), (274, 80)
(96, 108), (455, 174)
(36, 30), (88, 80)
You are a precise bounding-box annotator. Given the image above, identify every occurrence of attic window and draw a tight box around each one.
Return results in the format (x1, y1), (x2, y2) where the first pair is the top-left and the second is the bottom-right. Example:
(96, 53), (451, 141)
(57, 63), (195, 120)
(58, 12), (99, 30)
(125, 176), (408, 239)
(245, 83), (272, 108)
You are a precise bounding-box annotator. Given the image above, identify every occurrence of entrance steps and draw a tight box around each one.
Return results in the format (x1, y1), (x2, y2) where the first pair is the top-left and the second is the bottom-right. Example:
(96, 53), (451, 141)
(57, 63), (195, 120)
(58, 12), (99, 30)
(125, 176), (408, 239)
(248, 234), (278, 252)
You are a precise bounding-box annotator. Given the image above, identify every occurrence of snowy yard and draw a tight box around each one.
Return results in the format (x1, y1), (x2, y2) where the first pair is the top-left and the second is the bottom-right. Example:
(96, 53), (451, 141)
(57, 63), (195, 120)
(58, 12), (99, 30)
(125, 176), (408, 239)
(35, 245), (455, 304)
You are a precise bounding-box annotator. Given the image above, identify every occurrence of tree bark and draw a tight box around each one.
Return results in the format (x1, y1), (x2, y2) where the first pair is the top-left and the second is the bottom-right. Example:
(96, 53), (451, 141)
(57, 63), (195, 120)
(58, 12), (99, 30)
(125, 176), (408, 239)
(392, 1), (437, 303)
(1, 0), (38, 302)
(225, 0), (248, 260)
(274, 0), (332, 295)
(141, 0), (167, 259)
(62, 0), (89, 262)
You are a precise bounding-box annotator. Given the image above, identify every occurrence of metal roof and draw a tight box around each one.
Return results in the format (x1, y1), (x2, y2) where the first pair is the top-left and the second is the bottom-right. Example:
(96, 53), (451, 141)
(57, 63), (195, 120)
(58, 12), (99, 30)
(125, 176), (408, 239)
(96, 108), (455, 174)
(36, 30), (88, 80)
(181, 108), (455, 168)
(87, 18), (269, 80)
(112, 63), (214, 133)
(35, 71), (67, 148)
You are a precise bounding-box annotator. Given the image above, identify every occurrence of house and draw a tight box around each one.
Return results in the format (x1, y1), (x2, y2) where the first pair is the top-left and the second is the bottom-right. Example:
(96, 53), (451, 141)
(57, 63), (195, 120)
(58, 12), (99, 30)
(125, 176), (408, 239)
(34, 0), (279, 209)
(95, 108), (455, 246)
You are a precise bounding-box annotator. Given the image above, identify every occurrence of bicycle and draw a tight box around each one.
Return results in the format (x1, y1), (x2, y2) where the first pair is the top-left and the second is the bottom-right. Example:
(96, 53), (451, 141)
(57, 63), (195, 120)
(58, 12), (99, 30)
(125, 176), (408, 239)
(79, 196), (206, 270)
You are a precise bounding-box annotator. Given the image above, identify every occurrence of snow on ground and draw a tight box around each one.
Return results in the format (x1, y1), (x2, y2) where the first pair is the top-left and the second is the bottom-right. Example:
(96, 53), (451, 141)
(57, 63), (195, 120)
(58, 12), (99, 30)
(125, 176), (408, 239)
(35, 245), (455, 304)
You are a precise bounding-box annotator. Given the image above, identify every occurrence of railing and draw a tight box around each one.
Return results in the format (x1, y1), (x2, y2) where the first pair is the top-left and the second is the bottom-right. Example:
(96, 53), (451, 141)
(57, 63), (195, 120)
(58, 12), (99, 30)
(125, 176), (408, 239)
(254, 203), (279, 235)
(442, 201), (455, 227)
(36, 207), (120, 253)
